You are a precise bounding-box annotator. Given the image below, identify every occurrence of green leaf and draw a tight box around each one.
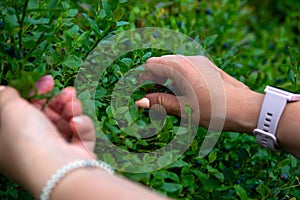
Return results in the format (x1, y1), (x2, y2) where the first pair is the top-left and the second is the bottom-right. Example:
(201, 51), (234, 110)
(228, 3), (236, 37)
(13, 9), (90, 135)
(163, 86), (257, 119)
(234, 184), (248, 200)
(161, 183), (183, 193)
(208, 151), (217, 163)
(167, 160), (189, 168)
(203, 34), (218, 47)
(287, 68), (297, 85)
(143, 154), (156, 163)
(256, 183), (270, 197)
(121, 58), (133, 66)
(223, 167), (234, 184)
(101, 0), (112, 18)
(4, 15), (18, 31)
(63, 55), (83, 70)
(116, 21), (129, 27)
(67, 9), (78, 17)
(238, 148), (249, 163)
(181, 174), (195, 187)
(157, 151), (173, 168)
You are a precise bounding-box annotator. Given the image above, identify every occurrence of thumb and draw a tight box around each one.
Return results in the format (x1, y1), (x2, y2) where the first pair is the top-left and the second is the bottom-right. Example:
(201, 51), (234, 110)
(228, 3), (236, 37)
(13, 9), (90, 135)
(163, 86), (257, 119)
(0, 86), (21, 108)
(135, 93), (181, 117)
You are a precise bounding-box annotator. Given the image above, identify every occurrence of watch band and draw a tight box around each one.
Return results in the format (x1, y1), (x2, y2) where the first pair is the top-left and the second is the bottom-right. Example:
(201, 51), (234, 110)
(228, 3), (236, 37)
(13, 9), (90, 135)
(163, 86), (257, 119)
(253, 86), (300, 151)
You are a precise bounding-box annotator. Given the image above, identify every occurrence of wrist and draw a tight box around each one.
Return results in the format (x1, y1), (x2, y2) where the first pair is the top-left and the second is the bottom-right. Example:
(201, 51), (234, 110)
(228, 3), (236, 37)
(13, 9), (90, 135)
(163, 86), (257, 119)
(226, 90), (264, 133)
(19, 143), (94, 198)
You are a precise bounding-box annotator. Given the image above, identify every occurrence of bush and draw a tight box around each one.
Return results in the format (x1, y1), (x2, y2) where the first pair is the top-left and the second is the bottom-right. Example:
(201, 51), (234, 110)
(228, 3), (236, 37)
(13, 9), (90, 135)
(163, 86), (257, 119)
(1, 0), (300, 199)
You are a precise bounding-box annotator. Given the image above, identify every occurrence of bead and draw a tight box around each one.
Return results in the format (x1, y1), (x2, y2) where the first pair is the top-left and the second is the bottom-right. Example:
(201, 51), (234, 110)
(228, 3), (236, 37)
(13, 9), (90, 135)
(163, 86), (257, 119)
(40, 160), (114, 200)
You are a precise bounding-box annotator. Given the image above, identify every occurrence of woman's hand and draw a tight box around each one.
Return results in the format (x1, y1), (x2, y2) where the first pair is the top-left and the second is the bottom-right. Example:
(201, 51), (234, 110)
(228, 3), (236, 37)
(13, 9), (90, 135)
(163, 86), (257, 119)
(136, 55), (264, 133)
(0, 76), (96, 197)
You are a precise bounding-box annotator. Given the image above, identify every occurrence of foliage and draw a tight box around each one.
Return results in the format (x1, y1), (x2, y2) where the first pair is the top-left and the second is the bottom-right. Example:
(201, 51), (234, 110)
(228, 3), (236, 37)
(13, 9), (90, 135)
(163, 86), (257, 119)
(1, 0), (300, 199)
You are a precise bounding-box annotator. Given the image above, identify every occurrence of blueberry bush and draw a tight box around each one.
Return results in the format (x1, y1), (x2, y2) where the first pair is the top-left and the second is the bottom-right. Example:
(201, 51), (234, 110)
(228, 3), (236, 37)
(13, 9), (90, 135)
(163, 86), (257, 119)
(1, 0), (300, 199)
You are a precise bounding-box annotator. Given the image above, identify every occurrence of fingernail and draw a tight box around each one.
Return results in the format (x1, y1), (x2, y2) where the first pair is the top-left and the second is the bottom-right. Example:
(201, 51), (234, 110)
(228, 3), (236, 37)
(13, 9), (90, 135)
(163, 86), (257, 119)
(0, 86), (6, 92)
(72, 116), (82, 124)
(135, 98), (150, 108)
(36, 75), (52, 89)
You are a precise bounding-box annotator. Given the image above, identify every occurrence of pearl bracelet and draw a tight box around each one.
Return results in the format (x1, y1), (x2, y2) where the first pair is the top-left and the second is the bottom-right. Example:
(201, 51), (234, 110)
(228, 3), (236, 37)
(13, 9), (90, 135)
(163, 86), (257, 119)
(40, 160), (114, 200)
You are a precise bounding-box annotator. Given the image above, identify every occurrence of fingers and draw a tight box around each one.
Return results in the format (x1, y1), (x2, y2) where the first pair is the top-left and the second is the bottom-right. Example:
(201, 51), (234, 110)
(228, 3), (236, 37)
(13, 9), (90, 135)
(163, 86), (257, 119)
(44, 88), (82, 138)
(70, 115), (96, 152)
(61, 98), (82, 120)
(136, 93), (181, 117)
(47, 87), (76, 114)
(30, 75), (55, 97)
(30, 75), (55, 109)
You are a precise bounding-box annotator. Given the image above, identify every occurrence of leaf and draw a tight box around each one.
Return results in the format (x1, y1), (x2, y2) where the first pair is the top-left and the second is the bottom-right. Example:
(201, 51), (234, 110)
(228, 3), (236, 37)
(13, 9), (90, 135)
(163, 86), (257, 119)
(173, 127), (189, 135)
(288, 47), (299, 67)
(234, 184), (248, 200)
(167, 160), (189, 168)
(287, 68), (297, 85)
(157, 151), (173, 168)
(203, 34), (218, 47)
(67, 9), (78, 17)
(223, 167), (234, 184)
(28, 0), (39, 9)
(63, 55), (83, 70)
(116, 21), (129, 27)
(101, 0), (112, 18)
(256, 183), (270, 197)
(82, 14), (101, 35)
(161, 183), (183, 193)
(9, 71), (45, 99)
(208, 151), (217, 163)
(4, 15), (18, 31)
(143, 154), (156, 163)
(121, 58), (133, 66)
(181, 174), (195, 187)
(238, 148), (249, 163)
(142, 52), (152, 62)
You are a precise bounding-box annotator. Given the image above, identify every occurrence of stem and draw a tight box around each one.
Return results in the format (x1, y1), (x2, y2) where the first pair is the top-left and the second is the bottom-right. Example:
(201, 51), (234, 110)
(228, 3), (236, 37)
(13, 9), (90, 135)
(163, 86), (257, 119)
(18, 0), (30, 58)
(83, 25), (112, 60)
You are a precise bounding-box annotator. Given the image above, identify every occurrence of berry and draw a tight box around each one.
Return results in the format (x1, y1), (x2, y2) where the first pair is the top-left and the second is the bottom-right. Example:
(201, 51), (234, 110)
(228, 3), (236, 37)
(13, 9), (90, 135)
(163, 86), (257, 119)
(222, 43), (229, 49)
(6, 47), (14, 57)
(262, 59), (267, 65)
(26, 31), (33, 36)
(125, 40), (131, 46)
(234, 163), (240, 169)
(177, 21), (182, 28)
(236, 179), (241, 184)
(205, 9), (213, 16)
(269, 43), (275, 50)
(153, 32), (159, 39)
(0, 21), (4, 28)
(280, 174), (288, 181)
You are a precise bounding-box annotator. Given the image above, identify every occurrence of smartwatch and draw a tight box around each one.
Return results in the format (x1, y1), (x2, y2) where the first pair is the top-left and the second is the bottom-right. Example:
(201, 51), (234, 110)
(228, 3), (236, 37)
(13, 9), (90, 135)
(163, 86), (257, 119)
(253, 86), (300, 151)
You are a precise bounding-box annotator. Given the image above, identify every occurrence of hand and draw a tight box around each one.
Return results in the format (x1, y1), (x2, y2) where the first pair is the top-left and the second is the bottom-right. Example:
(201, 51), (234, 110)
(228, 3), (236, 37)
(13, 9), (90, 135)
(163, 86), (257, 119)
(0, 76), (96, 197)
(136, 55), (264, 133)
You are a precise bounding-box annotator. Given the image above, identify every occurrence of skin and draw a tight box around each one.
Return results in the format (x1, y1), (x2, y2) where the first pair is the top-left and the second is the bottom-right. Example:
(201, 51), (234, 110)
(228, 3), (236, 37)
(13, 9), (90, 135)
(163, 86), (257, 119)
(1, 55), (300, 199)
(136, 55), (300, 159)
(0, 76), (168, 200)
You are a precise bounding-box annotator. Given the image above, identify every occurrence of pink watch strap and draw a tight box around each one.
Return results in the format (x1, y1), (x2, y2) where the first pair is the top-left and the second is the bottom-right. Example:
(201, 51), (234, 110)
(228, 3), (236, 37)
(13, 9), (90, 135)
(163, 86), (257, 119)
(254, 86), (300, 150)
(256, 92), (287, 135)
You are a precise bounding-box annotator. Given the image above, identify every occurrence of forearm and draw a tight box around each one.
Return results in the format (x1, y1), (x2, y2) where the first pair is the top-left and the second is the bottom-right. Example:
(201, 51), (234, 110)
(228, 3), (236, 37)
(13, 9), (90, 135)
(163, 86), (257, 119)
(276, 101), (300, 159)
(51, 169), (169, 200)
(21, 150), (168, 200)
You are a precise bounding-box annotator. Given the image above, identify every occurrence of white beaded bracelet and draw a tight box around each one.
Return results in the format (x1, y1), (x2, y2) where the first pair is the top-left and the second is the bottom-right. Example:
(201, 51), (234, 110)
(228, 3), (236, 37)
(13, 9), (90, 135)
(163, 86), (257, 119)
(40, 160), (114, 200)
